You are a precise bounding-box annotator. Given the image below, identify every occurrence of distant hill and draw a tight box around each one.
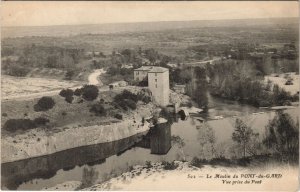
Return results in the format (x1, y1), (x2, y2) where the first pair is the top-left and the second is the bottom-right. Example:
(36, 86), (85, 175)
(2, 17), (298, 38)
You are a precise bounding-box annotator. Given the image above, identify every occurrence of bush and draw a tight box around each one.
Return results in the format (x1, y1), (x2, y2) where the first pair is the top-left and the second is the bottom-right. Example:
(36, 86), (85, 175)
(190, 157), (208, 168)
(3, 119), (36, 132)
(82, 85), (99, 101)
(34, 117), (50, 126)
(34, 97), (55, 111)
(124, 99), (137, 110)
(65, 96), (74, 104)
(145, 161), (152, 168)
(2, 113), (7, 117)
(114, 114), (123, 120)
(90, 103), (106, 116)
(6, 65), (30, 77)
(74, 88), (83, 96)
(162, 161), (178, 170)
(210, 156), (232, 166)
(59, 89), (74, 98)
(115, 90), (138, 102)
(65, 70), (75, 80)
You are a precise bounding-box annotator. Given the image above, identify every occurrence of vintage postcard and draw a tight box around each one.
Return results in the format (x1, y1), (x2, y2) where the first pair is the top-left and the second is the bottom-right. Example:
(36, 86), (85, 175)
(1, 1), (299, 191)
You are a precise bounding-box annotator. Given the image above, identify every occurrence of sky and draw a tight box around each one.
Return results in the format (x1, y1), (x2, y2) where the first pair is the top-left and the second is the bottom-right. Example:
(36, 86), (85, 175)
(1, 1), (299, 27)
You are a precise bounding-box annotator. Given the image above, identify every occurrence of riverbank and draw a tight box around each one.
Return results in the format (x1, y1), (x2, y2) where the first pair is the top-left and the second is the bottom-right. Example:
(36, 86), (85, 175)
(1, 101), (156, 163)
(82, 161), (298, 191)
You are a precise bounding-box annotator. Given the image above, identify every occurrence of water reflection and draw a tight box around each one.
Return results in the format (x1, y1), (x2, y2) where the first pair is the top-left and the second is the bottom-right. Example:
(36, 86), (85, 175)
(1, 121), (174, 190)
(2, 107), (298, 190)
(1, 133), (144, 190)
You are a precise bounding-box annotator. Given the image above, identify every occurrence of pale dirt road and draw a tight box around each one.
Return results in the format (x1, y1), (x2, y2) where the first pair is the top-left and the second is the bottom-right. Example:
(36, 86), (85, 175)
(87, 69), (105, 86)
(1, 69), (106, 101)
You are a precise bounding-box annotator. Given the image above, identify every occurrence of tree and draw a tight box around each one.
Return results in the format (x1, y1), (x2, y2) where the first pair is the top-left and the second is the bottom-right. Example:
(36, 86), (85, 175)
(82, 85), (99, 101)
(34, 97), (55, 111)
(232, 118), (257, 158)
(263, 111), (298, 161)
(65, 70), (75, 80)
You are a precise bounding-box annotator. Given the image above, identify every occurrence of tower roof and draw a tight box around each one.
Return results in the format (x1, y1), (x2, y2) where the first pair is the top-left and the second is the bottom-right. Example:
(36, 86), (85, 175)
(134, 66), (168, 73)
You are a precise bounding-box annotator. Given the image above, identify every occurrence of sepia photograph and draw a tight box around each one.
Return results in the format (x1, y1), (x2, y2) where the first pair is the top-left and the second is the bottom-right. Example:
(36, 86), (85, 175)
(1, 1), (299, 191)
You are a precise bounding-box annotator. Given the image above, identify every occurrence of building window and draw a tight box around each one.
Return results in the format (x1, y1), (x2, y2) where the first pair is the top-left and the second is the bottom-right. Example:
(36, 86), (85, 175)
(136, 77), (139, 81)
(155, 73), (157, 76)
(136, 72), (139, 75)
(155, 84), (157, 88)
(155, 79), (157, 82)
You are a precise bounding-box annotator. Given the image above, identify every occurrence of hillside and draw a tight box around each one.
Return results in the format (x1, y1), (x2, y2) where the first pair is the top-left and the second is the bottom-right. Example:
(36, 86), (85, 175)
(2, 17), (298, 38)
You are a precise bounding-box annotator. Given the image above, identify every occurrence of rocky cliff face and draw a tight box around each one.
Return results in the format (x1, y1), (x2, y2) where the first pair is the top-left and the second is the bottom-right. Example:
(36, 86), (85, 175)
(1, 103), (155, 163)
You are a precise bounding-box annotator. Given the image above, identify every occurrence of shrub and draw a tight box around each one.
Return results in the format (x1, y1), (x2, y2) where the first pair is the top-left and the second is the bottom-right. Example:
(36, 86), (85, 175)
(145, 161), (152, 168)
(190, 157), (208, 168)
(59, 89), (74, 98)
(74, 88), (83, 96)
(65, 70), (75, 80)
(34, 97), (55, 112)
(6, 65), (30, 77)
(162, 161), (178, 170)
(2, 113), (7, 117)
(115, 90), (138, 102)
(124, 99), (137, 110)
(34, 117), (50, 126)
(65, 96), (74, 104)
(82, 85), (99, 101)
(90, 103), (106, 116)
(3, 119), (36, 132)
(114, 114), (123, 120)
(117, 101), (129, 111)
(210, 156), (232, 166)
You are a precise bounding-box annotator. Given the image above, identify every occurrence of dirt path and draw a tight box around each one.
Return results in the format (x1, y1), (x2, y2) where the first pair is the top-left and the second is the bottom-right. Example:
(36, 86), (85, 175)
(88, 69), (105, 86)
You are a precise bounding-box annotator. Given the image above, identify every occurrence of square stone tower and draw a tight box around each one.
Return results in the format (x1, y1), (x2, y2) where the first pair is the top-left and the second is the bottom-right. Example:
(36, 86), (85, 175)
(148, 67), (169, 106)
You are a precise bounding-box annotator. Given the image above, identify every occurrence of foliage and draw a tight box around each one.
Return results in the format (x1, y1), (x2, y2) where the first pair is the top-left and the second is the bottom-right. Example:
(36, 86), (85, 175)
(33, 117), (50, 126)
(145, 161), (153, 168)
(64, 70), (75, 80)
(65, 96), (74, 104)
(124, 99), (137, 110)
(89, 103), (106, 116)
(5, 65), (30, 77)
(59, 88), (74, 98)
(3, 119), (36, 132)
(197, 123), (216, 158)
(113, 90), (149, 111)
(74, 88), (83, 96)
(207, 61), (296, 107)
(34, 97), (55, 112)
(114, 113), (123, 120)
(82, 85), (99, 101)
(190, 157), (208, 168)
(232, 118), (258, 158)
(263, 111), (298, 162)
(161, 161), (178, 170)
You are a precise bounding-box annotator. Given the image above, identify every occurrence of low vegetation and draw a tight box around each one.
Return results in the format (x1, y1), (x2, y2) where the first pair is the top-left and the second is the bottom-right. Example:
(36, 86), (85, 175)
(34, 96), (55, 112)
(113, 90), (151, 111)
(3, 117), (50, 132)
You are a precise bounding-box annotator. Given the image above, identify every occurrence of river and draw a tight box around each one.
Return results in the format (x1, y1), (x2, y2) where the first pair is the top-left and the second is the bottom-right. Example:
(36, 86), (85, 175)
(1, 96), (298, 190)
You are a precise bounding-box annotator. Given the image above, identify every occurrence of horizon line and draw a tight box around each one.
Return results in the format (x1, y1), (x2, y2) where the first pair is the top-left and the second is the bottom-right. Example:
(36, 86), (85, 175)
(2, 16), (298, 28)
